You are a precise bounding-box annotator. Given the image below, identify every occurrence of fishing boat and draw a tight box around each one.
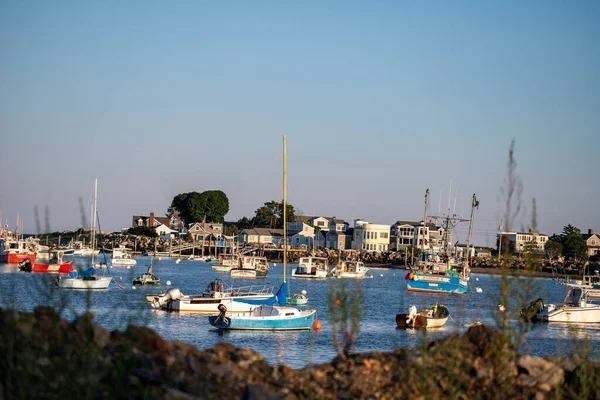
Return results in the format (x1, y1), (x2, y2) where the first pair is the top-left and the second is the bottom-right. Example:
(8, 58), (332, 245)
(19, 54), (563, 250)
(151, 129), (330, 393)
(146, 279), (279, 313)
(0, 236), (38, 264)
(229, 255), (269, 278)
(209, 136), (317, 331)
(396, 304), (450, 329)
(36, 245), (51, 260)
(292, 256), (330, 279)
(330, 260), (369, 279)
(30, 250), (74, 273)
(405, 189), (478, 295)
(58, 179), (112, 290)
(111, 246), (137, 267)
(524, 287), (600, 323)
(72, 240), (100, 256)
(212, 254), (238, 273)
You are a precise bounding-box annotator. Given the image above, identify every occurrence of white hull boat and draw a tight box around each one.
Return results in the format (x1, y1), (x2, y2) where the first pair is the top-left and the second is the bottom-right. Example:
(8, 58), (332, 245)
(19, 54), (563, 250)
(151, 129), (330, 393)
(292, 256), (330, 279)
(539, 287), (600, 323)
(111, 246), (137, 267)
(58, 275), (112, 289)
(331, 261), (368, 279)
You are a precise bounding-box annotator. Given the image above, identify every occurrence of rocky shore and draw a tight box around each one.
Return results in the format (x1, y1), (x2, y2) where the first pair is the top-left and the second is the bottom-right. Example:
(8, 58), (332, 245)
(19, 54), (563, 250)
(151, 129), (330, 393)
(1, 306), (598, 399)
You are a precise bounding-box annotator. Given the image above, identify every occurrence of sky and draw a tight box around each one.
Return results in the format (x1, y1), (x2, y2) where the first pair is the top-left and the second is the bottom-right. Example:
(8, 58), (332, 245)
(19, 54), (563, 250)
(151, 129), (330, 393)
(1, 0), (599, 247)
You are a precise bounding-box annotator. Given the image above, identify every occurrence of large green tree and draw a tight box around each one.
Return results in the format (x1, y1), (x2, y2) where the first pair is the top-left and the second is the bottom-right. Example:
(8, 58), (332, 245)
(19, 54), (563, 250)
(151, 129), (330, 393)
(560, 225), (587, 261)
(545, 238), (563, 259)
(167, 190), (230, 225)
(252, 200), (296, 229)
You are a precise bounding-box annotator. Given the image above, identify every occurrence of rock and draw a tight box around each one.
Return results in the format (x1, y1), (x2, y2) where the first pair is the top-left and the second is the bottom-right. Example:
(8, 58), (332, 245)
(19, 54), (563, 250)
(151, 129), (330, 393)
(244, 384), (284, 400)
(518, 355), (564, 390)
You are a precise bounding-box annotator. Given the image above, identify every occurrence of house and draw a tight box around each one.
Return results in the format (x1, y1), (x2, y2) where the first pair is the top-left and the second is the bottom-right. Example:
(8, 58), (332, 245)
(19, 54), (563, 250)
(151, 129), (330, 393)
(583, 229), (600, 257)
(498, 230), (549, 254)
(455, 244), (476, 258)
(288, 224), (315, 248)
(187, 222), (224, 241)
(239, 228), (284, 246)
(155, 223), (176, 239)
(352, 219), (390, 252)
(326, 229), (353, 250)
(390, 220), (447, 252)
(475, 247), (492, 258)
(328, 218), (349, 233)
(132, 212), (179, 229)
(314, 230), (327, 249)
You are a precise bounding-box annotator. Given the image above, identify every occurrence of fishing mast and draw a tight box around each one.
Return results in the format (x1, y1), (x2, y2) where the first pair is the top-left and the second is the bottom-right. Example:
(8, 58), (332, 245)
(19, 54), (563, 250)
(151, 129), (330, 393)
(464, 193), (479, 275)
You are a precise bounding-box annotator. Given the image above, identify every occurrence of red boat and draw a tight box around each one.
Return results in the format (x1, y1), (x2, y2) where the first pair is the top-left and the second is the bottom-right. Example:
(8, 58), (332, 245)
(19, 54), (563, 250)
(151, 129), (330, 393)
(30, 250), (74, 273)
(0, 236), (38, 264)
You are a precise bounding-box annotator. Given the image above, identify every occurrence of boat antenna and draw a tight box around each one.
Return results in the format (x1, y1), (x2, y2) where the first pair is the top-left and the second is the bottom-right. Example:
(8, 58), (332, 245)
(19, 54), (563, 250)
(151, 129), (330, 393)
(96, 210), (111, 276)
(283, 135), (287, 284)
(464, 193), (479, 277)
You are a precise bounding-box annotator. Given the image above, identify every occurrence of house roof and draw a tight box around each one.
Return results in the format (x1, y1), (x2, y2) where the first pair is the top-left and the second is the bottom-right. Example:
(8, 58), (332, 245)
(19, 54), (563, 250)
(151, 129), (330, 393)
(293, 215), (314, 223)
(583, 233), (600, 241)
(132, 215), (175, 227)
(242, 228), (284, 236)
(331, 219), (346, 224)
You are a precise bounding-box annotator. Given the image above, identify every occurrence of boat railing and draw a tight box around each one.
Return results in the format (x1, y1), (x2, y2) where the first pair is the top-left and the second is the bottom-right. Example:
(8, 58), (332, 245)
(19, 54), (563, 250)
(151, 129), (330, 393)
(226, 284), (275, 295)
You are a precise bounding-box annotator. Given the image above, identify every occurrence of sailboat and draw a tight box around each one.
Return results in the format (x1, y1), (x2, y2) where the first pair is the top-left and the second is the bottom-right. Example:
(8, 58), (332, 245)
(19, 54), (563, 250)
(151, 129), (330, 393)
(209, 136), (317, 330)
(405, 189), (478, 294)
(58, 179), (112, 290)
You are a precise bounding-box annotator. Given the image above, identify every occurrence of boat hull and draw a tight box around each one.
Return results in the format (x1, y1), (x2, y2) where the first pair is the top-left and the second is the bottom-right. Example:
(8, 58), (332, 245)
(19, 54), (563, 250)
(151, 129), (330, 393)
(336, 271), (367, 279)
(209, 309), (316, 330)
(0, 253), (36, 264)
(58, 276), (112, 289)
(111, 258), (137, 267)
(230, 269), (268, 279)
(542, 305), (600, 323)
(32, 261), (73, 274)
(155, 295), (275, 313)
(406, 274), (468, 294)
(292, 270), (328, 279)
(212, 265), (233, 273)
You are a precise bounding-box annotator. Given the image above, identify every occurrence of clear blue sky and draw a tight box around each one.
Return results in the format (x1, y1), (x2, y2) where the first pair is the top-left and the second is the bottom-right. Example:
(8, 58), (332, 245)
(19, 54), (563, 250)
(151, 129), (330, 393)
(1, 1), (598, 246)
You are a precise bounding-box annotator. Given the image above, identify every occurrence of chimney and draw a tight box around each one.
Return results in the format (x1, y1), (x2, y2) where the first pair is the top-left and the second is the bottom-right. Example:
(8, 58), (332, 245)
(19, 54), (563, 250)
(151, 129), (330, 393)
(149, 212), (155, 227)
(590, 229), (595, 235)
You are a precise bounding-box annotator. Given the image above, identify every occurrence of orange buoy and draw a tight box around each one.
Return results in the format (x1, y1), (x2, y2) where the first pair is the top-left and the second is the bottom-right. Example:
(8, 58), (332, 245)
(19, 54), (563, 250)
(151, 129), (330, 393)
(335, 299), (341, 305)
(312, 320), (321, 331)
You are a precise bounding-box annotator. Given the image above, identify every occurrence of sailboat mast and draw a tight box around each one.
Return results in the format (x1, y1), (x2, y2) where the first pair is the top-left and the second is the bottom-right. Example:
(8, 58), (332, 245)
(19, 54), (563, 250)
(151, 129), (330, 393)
(465, 193), (478, 272)
(421, 189), (429, 265)
(92, 178), (98, 264)
(283, 135), (287, 283)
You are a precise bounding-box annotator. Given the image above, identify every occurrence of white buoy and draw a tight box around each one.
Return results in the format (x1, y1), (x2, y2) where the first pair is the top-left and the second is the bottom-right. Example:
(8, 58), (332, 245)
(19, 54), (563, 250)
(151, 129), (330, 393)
(132, 286), (136, 290)
(301, 289), (307, 295)
(475, 287), (483, 293)
(475, 277), (479, 281)
(273, 263), (277, 266)
(126, 266), (130, 269)
(158, 257), (162, 261)
(380, 274), (384, 277)
(166, 280), (172, 286)
(175, 259), (180, 264)
(120, 276), (122, 280)
(498, 304), (506, 312)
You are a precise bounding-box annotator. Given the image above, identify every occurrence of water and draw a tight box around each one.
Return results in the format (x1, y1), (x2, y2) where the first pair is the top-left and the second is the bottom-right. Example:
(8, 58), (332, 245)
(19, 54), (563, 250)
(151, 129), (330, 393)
(1, 256), (599, 368)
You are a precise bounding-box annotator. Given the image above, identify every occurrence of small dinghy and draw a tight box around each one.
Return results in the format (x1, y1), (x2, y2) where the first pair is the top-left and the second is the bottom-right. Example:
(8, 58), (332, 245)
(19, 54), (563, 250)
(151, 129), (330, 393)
(396, 304), (450, 329)
(287, 291), (308, 306)
(133, 263), (160, 286)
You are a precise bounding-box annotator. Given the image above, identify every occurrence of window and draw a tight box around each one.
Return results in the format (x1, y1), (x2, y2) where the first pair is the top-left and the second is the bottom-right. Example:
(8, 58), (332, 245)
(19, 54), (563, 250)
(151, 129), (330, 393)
(374, 232), (378, 240)
(593, 240), (596, 245)
(317, 221), (325, 227)
(381, 232), (389, 239)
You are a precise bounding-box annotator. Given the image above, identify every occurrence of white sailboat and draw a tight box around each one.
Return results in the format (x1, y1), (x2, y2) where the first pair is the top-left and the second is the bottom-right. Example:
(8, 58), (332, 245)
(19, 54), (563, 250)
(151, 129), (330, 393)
(58, 179), (112, 290)
(209, 136), (316, 330)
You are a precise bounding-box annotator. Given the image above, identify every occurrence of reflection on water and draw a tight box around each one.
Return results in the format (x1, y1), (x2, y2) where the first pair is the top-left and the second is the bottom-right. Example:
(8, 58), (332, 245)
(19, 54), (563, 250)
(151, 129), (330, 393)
(1, 258), (599, 368)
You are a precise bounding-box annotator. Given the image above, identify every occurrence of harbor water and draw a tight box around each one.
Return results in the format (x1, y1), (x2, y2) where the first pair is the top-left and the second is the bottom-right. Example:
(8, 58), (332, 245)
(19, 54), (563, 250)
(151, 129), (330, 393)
(1, 256), (599, 368)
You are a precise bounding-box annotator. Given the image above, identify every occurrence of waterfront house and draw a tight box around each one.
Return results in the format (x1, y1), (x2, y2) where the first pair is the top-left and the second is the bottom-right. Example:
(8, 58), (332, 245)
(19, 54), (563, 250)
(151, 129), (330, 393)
(326, 229), (353, 250)
(155, 223), (176, 239)
(288, 223), (315, 248)
(583, 229), (600, 257)
(239, 228), (284, 246)
(187, 222), (224, 241)
(352, 219), (390, 252)
(390, 221), (447, 252)
(498, 230), (549, 254)
(132, 212), (180, 229)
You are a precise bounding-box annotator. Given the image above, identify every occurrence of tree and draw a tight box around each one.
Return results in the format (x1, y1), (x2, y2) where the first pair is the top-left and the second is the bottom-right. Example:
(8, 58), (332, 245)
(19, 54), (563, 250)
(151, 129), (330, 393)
(252, 200), (296, 229)
(545, 238), (563, 260)
(167, 190), (230, 225)
(496, 235), (516, 256)
(561, 225), (587, 261)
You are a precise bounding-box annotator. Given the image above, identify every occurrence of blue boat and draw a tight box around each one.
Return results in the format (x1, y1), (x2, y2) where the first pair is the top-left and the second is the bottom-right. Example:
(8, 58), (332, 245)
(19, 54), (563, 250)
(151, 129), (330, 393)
(405, 270), (468, 294)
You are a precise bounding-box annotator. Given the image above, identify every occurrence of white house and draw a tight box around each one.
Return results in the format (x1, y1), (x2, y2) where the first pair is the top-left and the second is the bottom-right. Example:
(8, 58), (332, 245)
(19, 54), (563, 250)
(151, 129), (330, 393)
(390, 220), (447, 252)
(288, 224), (315, 247)
(498, 230), (549, 254)
(583, 229), (600, 257)
(352, 219), (390, 252)
(239, 228), (284, 246)
(155, 223), (176, 239)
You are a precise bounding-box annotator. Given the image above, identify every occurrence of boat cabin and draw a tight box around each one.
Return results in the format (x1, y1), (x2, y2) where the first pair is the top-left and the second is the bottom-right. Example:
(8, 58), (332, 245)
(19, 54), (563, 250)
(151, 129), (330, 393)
(250, 306), (302, 317)
(565, 287), (588, 307)
(297, 257), (328, 274)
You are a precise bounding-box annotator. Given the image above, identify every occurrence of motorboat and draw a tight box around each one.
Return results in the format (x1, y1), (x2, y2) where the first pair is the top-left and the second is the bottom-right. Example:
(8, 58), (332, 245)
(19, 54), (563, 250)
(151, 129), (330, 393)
(212, 254), (238, 273)
(209, 303), (316, 330)
(287, 291), (308, 306)
(111, 246), (137, 267)
(330, 260), (368, 279)
(146, 279), (278, 313)
(229, 256), (269, 278)
(30, 250), (74, 273)
(0, 236), (38, 264)
(405, 269), (468, 294)
(396, 304), (450, 329)
(133, 262), (160, 285)
(292, 256), (329, 279)
(540, 287), (600, 323)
